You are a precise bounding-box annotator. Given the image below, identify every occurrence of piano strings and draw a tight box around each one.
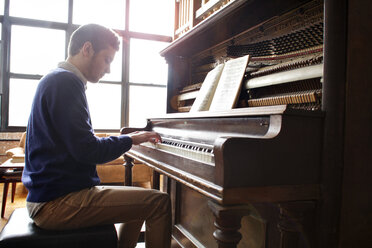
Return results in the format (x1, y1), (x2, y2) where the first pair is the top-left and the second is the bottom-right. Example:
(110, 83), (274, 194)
(173, 15), (324, 112)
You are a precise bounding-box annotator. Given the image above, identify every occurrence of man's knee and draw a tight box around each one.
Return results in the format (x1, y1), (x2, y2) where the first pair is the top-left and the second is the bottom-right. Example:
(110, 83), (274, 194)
(152, 190), (171, 213)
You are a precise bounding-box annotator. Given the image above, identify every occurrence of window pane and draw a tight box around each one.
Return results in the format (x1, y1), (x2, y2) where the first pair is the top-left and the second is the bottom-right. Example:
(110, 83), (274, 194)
(10, 26), (66, 75)
(73, 0), (125, 30)
(0, 24), (2, 93)
(0, 0), (3, 15)
(128, 85), (166, 127)
(129, 0), (174, 36)
(10, 0), (68, 23)
(129, 38), (168, 85)
(9, 79), (38, 127)
(86, 83), (121, 130)
(100, 37), (123, 82)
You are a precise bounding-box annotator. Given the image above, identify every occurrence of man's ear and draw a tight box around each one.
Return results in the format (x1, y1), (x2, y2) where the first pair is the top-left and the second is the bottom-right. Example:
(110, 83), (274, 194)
(81, 41), (94, 57)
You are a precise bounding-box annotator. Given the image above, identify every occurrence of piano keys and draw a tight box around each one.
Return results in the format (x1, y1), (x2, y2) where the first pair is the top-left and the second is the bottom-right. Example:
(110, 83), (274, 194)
(142, 137), (215, 165)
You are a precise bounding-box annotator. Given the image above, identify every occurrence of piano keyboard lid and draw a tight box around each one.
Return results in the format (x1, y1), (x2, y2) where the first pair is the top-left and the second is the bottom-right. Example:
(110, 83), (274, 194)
(145, 105), (288, 146)
(149, 105), (287, 120)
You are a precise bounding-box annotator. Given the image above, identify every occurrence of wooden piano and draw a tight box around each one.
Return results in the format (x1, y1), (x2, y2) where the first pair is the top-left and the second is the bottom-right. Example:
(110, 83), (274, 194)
(122, 0), (372, 247)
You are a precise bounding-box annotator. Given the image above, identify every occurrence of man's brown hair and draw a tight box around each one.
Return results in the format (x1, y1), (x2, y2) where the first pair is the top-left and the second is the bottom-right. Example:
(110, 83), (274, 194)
(68, 24), (120, 56)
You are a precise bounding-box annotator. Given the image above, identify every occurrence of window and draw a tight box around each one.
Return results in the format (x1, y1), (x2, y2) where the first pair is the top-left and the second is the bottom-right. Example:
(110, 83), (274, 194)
(73, 0), (126, 30)
(0, 23), (2, 95)
(86, 83), (122, 130)
(9, 0), (68, 23)
(128, 38), (168, 126)
(129, 38), (169, 85)
(0, 0), (3, 16)
(0, 0), (173, 131)
(8, 79), (38, 126)
(10, 26), (66, 75)
(128, 85), (166, 127)
(129, 0), (174, 36)
(8, 26), (66, 127)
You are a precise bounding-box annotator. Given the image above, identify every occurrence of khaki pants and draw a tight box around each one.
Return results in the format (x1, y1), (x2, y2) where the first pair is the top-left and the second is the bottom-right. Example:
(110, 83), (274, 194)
(29, 186), (171, 248)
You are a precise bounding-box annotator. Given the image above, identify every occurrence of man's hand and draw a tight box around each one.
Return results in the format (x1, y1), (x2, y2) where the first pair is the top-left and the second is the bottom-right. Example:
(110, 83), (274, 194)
(127, 131), (162, 145)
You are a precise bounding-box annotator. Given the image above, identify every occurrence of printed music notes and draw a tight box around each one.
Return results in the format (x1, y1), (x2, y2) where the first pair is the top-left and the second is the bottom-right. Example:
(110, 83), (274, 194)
(191, 55), (250, 112)
(190, 63), (225, 112)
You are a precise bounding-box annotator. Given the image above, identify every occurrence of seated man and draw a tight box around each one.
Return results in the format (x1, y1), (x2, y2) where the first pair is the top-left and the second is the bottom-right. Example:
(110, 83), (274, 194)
(22, 24), (171, 248)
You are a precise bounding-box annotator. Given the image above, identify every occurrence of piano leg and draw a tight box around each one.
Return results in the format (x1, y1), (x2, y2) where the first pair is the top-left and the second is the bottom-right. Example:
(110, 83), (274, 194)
(277, 201), (317, 248)
(152, 170), (160, 190)
(123, 155), (133, 186)
(208, 201), (251, 248)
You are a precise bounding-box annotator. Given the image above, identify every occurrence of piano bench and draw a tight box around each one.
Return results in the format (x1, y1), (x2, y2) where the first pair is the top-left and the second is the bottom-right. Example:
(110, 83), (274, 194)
(0, 208), (117, 248)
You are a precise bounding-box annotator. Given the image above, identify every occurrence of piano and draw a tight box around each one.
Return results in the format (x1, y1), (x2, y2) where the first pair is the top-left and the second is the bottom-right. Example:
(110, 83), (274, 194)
(121, 0), (372, 247)
(122, 106), (322, 247)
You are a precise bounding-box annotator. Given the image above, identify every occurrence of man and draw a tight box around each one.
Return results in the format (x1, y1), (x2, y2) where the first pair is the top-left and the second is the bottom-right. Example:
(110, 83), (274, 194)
(22, 24), (171, 248)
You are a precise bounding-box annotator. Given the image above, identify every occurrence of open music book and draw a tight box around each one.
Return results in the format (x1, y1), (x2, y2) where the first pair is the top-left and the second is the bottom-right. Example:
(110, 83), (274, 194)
(190, 55), (250, 112)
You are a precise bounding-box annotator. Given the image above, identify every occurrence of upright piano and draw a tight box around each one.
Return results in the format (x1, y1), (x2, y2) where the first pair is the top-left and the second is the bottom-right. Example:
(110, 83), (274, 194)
(122, 0), (372, 247)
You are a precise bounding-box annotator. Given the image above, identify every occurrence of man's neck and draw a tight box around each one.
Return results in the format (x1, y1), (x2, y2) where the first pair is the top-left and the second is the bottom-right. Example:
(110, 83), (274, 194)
(66, 57), (85, 74)
(59, 60), (88, 87)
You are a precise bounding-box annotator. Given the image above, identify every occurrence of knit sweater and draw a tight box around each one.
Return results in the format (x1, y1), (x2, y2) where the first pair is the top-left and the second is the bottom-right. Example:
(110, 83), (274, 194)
(22, 67), (132, 202)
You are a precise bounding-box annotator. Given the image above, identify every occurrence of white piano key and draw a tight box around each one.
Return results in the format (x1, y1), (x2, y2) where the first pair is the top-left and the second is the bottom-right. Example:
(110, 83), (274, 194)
(141, 138), (214, 165)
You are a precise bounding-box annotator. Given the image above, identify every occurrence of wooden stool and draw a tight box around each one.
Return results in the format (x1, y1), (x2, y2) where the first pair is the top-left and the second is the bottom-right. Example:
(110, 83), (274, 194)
(0, 208), (117, 248)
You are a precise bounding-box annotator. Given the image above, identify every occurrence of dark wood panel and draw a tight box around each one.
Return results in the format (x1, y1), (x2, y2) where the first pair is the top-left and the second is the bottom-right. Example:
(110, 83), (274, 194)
(338, 0), (372, 247)
(177, 183), (216, 247)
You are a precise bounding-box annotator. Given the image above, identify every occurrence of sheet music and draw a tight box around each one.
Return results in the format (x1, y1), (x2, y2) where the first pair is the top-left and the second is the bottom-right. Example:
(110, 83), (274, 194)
(209, 55), (250, 111)
(190, 63), (225, 112)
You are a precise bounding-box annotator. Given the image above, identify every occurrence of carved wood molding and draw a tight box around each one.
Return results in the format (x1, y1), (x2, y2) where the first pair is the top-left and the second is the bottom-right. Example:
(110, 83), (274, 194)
(208, 200), (251, 248)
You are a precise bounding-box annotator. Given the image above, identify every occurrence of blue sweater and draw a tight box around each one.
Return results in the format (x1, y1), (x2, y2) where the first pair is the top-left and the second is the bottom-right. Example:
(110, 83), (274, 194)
(22, 68), (132, 202)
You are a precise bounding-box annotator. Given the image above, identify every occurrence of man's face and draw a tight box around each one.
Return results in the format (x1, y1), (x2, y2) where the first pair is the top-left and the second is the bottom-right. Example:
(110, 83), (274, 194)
(86, 46), (117, 83)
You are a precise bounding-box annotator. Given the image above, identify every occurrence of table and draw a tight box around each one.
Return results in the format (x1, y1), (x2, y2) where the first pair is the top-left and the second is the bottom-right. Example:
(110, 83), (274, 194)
(0, 159), (24, 218)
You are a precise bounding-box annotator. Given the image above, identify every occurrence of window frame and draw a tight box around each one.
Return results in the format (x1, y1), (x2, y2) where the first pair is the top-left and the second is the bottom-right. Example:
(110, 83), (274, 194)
(0, 0), (172, 132)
